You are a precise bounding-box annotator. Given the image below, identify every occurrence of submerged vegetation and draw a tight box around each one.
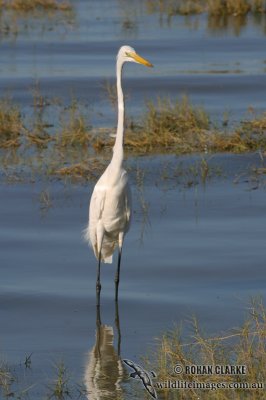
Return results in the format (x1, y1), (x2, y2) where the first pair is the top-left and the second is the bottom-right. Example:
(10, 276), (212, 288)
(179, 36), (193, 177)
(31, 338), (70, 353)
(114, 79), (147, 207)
(148, 298), (266, 399)
(0, 89), (266, 181)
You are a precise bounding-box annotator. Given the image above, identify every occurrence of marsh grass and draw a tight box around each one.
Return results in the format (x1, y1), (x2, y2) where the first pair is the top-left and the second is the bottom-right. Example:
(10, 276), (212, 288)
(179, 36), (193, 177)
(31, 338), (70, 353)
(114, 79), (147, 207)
(0, 97), (23, 148)
(56, 99), (92, 148)
(237, 112), (266, 150)
(1, 91), (266, 180)
(123, 96), (265, 155)
(146, 298), (266, 399)
(0, 362), (15, 398)
(124, 96), (210, 153)
(0, 0), (72, 12)
(54, 161), (103, 181)
(47, 362), (71, 399)
(0, 0), (74, 38)
(147, 0), (266, 16)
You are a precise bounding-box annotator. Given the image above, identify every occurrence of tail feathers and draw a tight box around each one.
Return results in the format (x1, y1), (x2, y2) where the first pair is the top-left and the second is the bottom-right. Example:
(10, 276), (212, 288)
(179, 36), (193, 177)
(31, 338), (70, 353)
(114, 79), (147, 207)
(83, 226), (91, 244)
(83, 225), (115, 264)
(103, 255), (112, 264)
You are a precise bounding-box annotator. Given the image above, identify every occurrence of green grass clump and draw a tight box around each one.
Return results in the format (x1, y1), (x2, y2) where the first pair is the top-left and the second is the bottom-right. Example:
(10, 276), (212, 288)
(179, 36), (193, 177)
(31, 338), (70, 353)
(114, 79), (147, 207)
(148, 299), (266, 399)
(0, 98), (23, 148)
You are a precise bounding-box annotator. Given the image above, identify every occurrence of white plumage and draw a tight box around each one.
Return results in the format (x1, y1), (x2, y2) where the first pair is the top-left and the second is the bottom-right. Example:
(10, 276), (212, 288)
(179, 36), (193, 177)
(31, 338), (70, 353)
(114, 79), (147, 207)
(86, 164), (131, 263)
(84, 45), (153, 301)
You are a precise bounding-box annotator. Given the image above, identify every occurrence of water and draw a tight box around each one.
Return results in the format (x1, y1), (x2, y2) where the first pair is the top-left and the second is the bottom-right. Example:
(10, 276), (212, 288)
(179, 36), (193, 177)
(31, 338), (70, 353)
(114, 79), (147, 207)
(0, 1), (266, 398)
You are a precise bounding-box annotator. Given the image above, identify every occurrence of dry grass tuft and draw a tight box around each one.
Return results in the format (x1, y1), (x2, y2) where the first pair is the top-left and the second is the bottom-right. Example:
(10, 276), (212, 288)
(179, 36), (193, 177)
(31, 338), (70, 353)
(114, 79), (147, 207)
(56, 100), (92, 148)
(207, 0), (251, 16)
(0, 362), (14, 397)
(148, 298), (266, 399)
(236, 113), (266, 150)
(0, 98), (23, 148)
(146, 0), (266, 17)
(124, 96), (211, 153)
(1, 0), (71, 11)
(54, 159), (106, 181)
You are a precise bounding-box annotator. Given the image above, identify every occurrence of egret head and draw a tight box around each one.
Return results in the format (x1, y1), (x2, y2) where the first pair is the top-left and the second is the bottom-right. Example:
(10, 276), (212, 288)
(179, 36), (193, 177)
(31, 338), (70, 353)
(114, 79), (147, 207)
(117, 45), (153, 68)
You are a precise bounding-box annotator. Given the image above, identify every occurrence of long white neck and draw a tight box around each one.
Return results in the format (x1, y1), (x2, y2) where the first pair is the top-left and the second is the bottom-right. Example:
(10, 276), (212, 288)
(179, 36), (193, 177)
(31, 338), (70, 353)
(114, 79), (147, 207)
(111, 57), (124, 167)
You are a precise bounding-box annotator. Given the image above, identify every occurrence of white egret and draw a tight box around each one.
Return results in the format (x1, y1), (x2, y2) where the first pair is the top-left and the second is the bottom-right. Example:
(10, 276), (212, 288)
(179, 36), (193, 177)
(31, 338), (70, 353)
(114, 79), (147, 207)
(85, 45), (153, 302)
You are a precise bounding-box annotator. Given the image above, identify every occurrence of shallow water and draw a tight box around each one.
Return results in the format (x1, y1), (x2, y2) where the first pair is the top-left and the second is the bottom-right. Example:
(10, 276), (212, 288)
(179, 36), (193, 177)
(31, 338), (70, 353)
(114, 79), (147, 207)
(1, 0), (266, 126)
(0, 1), (266, 398)
(0, 153), (266, 397)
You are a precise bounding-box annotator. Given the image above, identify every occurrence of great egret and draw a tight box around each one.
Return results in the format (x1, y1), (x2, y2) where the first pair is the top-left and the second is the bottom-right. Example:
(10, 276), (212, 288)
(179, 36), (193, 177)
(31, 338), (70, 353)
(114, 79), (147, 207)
(85, 45), (153, 303)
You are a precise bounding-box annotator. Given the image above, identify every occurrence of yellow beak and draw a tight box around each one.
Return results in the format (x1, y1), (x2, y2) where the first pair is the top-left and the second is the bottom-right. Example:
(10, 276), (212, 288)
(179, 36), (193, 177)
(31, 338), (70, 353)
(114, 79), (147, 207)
(128, 52), (153, 68)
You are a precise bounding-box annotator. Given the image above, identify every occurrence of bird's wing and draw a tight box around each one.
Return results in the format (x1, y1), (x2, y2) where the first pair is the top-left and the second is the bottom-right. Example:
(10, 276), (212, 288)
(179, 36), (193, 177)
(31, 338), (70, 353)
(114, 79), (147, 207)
(124, 183), (132, 226)
(123, 359), (145, 374)
(90, 184), (106, 221)
(145, 383), (157, 399)
(87, 184), (107, 252)
(123, 359), (157, 398)
(123, 359), (139, 373)
(141, 372), (158, 399)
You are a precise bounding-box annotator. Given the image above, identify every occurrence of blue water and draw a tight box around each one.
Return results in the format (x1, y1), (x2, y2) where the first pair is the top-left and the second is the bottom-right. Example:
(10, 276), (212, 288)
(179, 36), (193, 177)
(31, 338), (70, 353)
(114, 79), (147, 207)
(0, 1), (266, 398)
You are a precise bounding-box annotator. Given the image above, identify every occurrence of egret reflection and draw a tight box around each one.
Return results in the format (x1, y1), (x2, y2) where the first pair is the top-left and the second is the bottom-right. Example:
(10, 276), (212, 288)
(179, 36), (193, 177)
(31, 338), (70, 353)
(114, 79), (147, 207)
(84, 303), (125, 399)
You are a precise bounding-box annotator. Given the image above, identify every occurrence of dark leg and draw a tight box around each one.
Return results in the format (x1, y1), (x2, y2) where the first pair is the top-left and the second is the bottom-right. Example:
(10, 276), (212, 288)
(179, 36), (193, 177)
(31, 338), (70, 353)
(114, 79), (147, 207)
(115, 300), (121, 356)
(115, 246), (122, 302)
(96, 252), (101, 306)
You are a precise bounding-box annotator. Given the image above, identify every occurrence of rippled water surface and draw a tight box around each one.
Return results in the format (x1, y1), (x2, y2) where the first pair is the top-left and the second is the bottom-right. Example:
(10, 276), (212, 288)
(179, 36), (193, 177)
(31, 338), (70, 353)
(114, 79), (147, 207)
(0, 1), (266, 398)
